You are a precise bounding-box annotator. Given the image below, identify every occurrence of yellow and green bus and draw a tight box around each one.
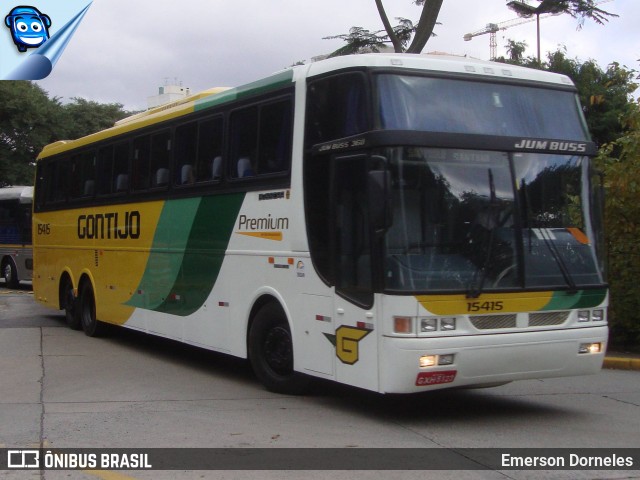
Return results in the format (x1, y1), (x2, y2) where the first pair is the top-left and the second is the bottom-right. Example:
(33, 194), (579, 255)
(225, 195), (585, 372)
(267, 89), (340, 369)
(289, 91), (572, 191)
(33, 54), (608, 394)
(1, 186), (33, 288)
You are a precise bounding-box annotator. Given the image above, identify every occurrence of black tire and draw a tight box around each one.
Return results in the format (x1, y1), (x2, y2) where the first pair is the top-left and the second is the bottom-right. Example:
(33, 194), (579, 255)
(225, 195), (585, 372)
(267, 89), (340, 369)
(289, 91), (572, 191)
(248, 303), (311, 395)
(79, 281), (106, 337)
(2, 259), (19, 289)
(62, 279), (81, 330)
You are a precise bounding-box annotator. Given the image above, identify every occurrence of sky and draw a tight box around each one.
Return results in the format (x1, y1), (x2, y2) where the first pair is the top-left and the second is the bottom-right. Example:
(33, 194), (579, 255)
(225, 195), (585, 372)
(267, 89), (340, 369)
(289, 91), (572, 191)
(34, 0), (639, 112)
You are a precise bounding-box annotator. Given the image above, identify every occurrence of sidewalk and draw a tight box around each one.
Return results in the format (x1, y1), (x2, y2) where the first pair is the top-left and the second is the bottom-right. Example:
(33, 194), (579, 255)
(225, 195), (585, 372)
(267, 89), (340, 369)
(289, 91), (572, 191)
(604, 351), (640, 371)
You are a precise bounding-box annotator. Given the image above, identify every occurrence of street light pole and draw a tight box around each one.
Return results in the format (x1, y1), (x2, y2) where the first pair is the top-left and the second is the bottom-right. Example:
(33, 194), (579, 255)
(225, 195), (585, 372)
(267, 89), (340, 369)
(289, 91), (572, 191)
(536, 12), (541, 62)
(506, 1), (556, 63)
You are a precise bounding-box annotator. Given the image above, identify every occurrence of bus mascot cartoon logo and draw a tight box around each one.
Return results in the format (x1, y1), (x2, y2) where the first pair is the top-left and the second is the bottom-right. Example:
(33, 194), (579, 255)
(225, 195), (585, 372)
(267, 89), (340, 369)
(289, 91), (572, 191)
(5, 6), (51, 52)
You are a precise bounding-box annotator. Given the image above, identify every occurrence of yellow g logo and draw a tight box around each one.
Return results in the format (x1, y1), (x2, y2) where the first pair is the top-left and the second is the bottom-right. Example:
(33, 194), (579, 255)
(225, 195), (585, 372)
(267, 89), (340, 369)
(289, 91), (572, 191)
(324, 326), (371, 365)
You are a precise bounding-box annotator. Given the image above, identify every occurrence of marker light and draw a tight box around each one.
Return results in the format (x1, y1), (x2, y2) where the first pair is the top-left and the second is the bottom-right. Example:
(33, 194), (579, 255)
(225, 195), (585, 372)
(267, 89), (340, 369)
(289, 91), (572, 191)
(394, 316), (413, 334)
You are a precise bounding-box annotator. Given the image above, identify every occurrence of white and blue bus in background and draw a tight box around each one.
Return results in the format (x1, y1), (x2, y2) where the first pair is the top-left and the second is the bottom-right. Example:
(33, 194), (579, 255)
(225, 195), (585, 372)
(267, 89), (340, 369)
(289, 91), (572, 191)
(1, 186), (33, 288)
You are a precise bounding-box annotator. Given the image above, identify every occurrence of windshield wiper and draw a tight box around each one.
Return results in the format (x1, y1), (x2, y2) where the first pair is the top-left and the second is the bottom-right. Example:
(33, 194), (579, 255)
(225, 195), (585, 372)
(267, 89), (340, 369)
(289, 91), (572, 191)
(467, 169), (499, 299)
(536, 228), (578, 294)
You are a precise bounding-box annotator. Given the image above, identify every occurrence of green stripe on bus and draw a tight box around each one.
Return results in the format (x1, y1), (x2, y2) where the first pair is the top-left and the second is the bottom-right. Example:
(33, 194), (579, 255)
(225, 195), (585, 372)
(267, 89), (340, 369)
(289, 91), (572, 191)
(195, 70), (294, 111)
(543, 289), (607, 311)
(126, 193), (245, 317)
(125, 197), (201, 311)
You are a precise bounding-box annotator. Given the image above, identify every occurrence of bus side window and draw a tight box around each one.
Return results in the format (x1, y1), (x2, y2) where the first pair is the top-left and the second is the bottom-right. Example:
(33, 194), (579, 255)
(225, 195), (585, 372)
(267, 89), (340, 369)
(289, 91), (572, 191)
(132, 136), (151, 191)
(97, 142), (130, 195)
(151, 131), (171, 188)
(45, 160), (69, 204)
(197, 116), (224, 182)
(174, 122), (197, 186)
(229, 99), (292, 179)
(257, 99), (291, 175)
(230, 106), (258, 179)
(113, 143), (130, 194)
(69, 151), (96, 199)
(97, 146), (114, 195)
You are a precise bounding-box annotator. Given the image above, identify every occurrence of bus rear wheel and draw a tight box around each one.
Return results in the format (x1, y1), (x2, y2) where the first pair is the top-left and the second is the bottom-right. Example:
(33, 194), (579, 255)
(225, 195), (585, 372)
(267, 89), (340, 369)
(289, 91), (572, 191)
(79, 281), (106, 337)
(248, 303), (310, 395)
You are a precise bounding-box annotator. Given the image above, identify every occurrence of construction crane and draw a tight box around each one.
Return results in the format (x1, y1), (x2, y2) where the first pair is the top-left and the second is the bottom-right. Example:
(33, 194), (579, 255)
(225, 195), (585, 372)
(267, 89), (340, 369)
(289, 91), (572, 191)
(464, 0), (614, 61)
(463, 13), (556, 61)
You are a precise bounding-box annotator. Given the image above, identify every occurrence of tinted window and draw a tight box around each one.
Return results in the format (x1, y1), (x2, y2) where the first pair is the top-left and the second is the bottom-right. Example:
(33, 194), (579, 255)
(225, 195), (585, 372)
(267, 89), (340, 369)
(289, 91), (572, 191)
(377, 74), (589, 140)
(306, 73), (368, 147)
(230, 99), (292, 179)
(197, 117), (224, 182)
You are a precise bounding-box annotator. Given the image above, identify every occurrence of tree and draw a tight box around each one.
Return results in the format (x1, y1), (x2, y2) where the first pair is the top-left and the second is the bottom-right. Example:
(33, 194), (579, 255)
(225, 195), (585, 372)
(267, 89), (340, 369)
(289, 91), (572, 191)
(505, 39), (528, 62)
(597, 99), (640, 348)
(326, 0), (617, 58)
(0, 83), (131, 187)
(507, 0), (618, 28)
(61, 98), (129, 140)
(0, 82), (62, 186)
(325, 0), (443, 56)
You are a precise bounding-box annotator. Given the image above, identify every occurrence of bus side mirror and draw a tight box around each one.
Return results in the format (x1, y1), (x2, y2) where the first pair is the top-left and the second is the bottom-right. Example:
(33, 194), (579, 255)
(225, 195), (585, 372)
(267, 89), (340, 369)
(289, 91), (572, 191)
(368, 167), (393, 233)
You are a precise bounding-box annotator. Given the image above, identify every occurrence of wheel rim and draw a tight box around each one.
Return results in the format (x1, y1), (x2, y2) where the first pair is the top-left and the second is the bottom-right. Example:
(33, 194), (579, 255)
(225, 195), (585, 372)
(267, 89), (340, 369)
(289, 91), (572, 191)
(263, 325), (293, 375)
(4, 264), (12, 283)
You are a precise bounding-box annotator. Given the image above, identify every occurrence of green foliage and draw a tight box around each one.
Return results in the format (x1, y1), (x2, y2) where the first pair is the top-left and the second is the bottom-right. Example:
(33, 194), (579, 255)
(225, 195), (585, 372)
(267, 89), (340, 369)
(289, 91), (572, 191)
(597, 100), (640, 348)
(507, 0), (617, 28)
(499, 48), (639, 347)
(60, 98), (128, 140)
(324, 0), (442, 56)
(0, 82), (130, 187)
(0, 82), (62, 186)
(324, 27), (388, 57)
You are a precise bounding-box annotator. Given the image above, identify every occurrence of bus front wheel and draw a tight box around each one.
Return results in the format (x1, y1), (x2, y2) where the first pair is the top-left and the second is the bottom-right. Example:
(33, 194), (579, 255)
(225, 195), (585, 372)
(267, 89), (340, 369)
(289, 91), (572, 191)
(248, 303), (310, 395)
(79, 281), (106, 337)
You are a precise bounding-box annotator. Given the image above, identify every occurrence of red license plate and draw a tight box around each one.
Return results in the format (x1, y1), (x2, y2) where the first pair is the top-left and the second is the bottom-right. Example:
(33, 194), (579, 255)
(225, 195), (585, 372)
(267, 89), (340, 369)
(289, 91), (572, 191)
(415, 370), (457, 386)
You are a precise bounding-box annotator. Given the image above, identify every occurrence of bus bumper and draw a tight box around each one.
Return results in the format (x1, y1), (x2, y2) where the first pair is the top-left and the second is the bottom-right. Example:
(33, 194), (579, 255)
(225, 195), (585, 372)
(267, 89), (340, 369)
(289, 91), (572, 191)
(379, 326), (608, 394)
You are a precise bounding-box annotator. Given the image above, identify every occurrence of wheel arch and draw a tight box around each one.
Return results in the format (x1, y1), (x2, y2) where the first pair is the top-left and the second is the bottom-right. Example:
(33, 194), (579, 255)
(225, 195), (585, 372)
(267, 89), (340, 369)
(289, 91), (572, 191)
(245, 289), (291, 357)
(59, 269), (96, 311)
(58, 269), (77, 310)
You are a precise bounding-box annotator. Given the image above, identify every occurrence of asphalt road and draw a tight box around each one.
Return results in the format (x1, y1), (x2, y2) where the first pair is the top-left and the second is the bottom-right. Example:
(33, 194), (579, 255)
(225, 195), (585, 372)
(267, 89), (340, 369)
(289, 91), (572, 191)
(0, 285), (639, 480)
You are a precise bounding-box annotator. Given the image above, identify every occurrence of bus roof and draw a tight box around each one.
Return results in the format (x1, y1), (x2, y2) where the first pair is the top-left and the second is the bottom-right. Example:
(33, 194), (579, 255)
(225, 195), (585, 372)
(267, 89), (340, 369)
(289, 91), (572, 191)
(303, 53), (576, 88)
(0, 186), (33, 203)
(37, 53), (575, 160)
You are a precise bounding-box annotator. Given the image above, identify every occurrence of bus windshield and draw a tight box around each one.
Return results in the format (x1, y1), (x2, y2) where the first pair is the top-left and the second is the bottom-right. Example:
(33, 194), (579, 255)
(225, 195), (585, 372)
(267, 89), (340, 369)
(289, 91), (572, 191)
(377, 74), (589, 140)
(383, 147), (603, 294)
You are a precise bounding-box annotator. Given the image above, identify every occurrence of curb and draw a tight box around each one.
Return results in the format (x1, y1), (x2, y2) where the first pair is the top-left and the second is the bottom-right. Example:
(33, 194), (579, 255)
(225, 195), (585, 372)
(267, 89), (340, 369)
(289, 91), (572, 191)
(603, 357), (640, 371)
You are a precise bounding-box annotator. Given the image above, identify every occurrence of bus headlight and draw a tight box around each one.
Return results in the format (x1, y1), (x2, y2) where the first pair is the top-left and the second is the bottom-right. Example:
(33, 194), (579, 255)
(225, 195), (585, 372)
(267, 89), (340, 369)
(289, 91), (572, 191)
(577, 310), (590, 322)
(441, 318), (456, 331)
(396, 316), (459, 335)
(420, 318), (437, 332)
(592, 309), (605, 321)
